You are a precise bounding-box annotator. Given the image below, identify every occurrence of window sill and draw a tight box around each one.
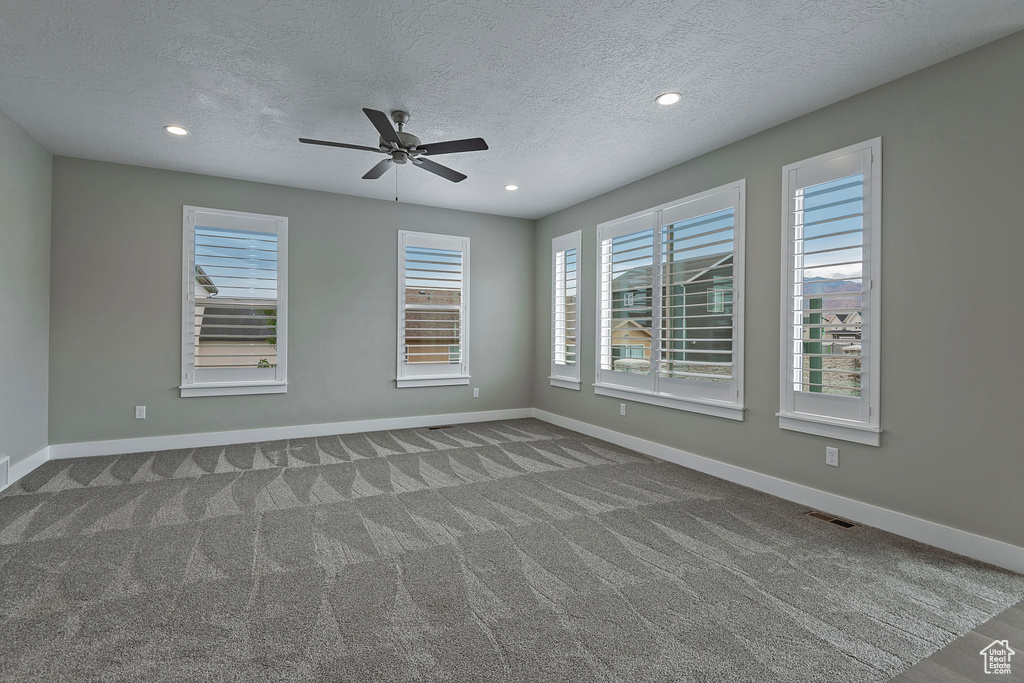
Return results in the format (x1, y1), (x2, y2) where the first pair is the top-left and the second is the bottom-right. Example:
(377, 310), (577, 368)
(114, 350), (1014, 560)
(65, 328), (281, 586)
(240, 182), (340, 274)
(594, 383), (744, 421)
(549, 377), (581, 391)
(180, 381), (288, 398)
(777, 411), (881, 446)
(396, 375), (471, 388)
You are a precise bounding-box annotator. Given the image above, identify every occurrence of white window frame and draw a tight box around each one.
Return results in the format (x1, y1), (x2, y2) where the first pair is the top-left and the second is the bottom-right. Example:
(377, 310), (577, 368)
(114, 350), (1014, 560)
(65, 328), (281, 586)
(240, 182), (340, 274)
(778, 138), (881, 445)
(181, 206), (288, 398)
(594, 180), (746, 420)
(396, 230), (470, 388)
(550, 230), (582, 390)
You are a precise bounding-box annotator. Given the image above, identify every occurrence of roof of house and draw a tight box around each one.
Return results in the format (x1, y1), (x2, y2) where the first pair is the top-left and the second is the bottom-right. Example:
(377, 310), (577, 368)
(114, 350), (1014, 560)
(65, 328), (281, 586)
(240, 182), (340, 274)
(611, 252), (733, 289)
(613, 319), (652, 337)
(195, 266), (219, 295)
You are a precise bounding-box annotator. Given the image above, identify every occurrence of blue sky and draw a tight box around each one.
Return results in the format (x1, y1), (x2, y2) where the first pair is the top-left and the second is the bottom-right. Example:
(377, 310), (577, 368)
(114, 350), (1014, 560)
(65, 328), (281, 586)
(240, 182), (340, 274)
(195, 226), (278, 301)
(798, 174), (864, 281)
(609, 207), (736, 280)
(405, 246), (463, 292)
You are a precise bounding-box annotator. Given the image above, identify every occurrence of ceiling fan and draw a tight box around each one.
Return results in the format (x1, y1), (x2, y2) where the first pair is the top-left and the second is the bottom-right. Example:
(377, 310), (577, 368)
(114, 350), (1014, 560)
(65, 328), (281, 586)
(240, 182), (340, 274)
(300, 109), (488, 183)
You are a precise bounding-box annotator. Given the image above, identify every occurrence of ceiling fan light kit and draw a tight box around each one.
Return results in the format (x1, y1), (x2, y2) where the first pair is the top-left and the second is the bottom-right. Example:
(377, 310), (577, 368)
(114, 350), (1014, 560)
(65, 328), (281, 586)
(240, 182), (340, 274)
(300, 108), (488, 184)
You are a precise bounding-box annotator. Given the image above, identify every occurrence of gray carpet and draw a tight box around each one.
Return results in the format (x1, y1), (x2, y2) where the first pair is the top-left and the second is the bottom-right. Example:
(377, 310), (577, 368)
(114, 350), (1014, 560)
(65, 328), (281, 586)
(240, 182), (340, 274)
(1, 419), (1021, 682)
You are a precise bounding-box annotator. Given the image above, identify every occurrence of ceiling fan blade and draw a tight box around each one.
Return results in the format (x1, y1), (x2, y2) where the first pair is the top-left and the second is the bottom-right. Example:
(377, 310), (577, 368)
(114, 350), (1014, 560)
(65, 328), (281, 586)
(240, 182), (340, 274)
(418, 138), (489, 156)
(362, 108), (402, 147)
(299, 138), (383, 153)
(414, 157), (467, 183)
(362, 158), (394, 180)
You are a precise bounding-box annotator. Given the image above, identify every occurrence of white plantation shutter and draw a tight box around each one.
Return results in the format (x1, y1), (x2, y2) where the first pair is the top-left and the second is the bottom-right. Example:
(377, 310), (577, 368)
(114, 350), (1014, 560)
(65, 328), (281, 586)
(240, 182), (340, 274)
(181, 206), (288, 397)
(598, 212), (656, 391)
(551, 231), (581, 389)
(595, 181), (745, 418)
(790, 175), (864, 395)
(658, 196), (738, 398)
(780, 139), (881, 445)
(397, 231), (470, 388)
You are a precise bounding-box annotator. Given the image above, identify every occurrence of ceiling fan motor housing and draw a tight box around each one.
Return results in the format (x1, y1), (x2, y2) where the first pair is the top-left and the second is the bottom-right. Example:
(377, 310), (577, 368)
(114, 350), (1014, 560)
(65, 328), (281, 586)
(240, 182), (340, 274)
(381, 130), (423, 161)
(380, 110), (422, 161)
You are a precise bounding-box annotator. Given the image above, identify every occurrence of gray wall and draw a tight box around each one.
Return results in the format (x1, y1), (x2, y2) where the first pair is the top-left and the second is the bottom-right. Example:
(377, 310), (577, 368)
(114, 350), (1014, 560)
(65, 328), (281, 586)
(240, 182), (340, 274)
(0, 111), (52, 466)
(49, 158), (534, 444)
(533, 32), (1024, 547)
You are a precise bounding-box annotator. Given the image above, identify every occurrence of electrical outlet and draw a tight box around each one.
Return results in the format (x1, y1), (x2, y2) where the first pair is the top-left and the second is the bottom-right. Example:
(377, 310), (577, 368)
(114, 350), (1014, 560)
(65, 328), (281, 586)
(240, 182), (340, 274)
(620, 403), (626, 416)
(473, 388), (479, 398)
(826, 446), (839, 467)
(135, 405), (146, 419)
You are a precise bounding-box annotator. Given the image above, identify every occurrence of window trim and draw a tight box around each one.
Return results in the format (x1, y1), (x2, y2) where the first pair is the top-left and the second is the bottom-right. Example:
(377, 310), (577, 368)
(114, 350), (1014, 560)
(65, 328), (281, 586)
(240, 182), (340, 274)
(180, 205), (288, 398)
(396, 230), (470, 389)
(778, 138), (882, 446)
(550, 230), (582, 390)
(594, 180), (746, 420)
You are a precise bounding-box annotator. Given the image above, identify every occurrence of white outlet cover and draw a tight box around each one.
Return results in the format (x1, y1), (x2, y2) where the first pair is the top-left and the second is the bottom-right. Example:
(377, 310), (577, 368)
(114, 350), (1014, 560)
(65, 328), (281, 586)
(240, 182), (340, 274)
(826, 447), (839, 467)
(620, 403), (626, 416)
(135, 406), (146, 419)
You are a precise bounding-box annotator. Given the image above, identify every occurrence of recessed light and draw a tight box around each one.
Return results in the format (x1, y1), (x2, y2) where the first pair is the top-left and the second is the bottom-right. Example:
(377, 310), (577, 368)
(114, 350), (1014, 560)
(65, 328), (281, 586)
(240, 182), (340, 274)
(164, 125), (188, 136)
(504, 184), (518, 191)
(655, 92), (681, 106)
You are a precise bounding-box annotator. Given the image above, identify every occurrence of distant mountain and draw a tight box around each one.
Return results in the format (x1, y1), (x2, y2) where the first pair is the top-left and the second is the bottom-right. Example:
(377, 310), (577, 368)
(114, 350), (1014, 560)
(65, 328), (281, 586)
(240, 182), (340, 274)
(802, 277), (861, 310)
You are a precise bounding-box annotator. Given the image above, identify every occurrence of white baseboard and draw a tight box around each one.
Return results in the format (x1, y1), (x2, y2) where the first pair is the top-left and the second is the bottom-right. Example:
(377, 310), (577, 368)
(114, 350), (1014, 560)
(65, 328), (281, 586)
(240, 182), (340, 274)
(533, 409), (1024, 575)
(48, 408), (533, 460)
(2, 446), (51, 491)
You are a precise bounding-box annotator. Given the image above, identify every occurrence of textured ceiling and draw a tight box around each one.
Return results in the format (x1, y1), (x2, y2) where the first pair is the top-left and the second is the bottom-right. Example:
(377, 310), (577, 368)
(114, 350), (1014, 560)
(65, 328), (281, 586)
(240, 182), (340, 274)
(1, 1), (1023, 219)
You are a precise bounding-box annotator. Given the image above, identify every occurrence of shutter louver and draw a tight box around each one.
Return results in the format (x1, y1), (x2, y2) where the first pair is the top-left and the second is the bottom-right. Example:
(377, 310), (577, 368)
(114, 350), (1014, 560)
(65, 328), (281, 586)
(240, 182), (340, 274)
(553, 246), (577, 366)
(599, 228), (654, 375)
(790, 174), (864, 397)
(192, 227), (279, 370)
(658, 207), (735, 383)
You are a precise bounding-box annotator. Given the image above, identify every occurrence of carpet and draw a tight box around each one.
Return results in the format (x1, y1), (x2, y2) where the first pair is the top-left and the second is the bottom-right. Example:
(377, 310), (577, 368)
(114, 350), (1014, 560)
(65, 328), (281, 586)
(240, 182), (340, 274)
(1, 419), (1021, 682)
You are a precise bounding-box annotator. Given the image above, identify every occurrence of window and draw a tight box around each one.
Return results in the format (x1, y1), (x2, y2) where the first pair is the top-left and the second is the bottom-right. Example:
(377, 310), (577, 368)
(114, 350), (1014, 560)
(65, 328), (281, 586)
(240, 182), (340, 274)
(624, 345), (645, 359)
(779, 138), (881, 445)
(397, 231), (469, 388)
(707, 277), (732, 314)
(181, 206), (288, 397)
(550, 231), (581, 390)
(595, 181), (745, 419)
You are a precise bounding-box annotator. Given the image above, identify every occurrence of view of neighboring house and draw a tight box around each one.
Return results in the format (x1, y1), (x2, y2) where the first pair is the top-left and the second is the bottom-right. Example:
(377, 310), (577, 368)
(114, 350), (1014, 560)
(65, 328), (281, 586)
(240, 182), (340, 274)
(611, 319), (651, 371)
(611, 253), (734, 378)
(611, 266), (653, 373)
(193, 266), (278, 368)
(404, 286), (461, 365)
(562, 293), (577, 362)
(799, 299), (862, 395)
(821, 311), (862, 352)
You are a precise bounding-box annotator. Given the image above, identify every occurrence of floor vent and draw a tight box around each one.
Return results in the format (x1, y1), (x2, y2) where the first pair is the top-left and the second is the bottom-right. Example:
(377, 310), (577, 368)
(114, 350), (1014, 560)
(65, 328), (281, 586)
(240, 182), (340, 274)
(804, 510), (858, 528)
(428, 425), (456, 430)
(0, 457), (9, 490)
